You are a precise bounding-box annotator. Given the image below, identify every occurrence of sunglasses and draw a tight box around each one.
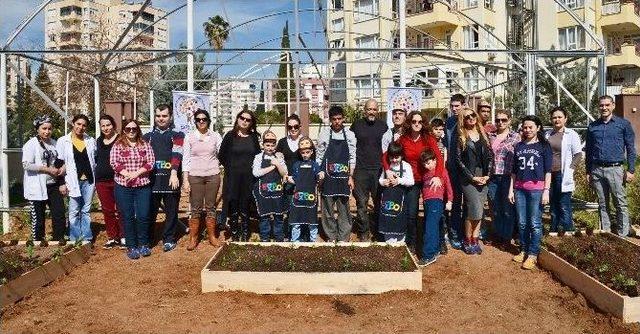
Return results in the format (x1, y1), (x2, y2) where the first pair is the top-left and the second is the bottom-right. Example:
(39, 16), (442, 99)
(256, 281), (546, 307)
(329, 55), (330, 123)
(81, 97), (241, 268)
(464, 114), (477, 120)
(124, 127), (138, 133)
(195, 117), (209, 124)
(495, 118), (509, 123)
(411, 119), (423, 125)
(300, 149), (313, 154)
(238, 115), (252, 123)
(287, 124), (300, 130)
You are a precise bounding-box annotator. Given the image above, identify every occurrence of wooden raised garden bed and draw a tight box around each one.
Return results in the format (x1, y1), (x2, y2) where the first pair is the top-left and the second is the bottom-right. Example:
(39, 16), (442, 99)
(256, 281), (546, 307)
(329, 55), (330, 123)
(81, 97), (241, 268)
(0, 243), (92, 308)
(540, 232), (640, 323)
(201, 242), (422, 295)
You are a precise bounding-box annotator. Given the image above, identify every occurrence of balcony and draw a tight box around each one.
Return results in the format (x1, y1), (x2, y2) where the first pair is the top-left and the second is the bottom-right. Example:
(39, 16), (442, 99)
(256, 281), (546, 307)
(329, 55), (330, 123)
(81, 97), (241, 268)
(606, 43), (640, 68)
(406, 1), (459, 30)
(600, 1), (640, 32)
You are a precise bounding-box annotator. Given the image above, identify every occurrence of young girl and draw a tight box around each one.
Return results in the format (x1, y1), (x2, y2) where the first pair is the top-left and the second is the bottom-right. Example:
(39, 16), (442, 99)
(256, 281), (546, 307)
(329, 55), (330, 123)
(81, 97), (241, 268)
(421, 149), (453, 266)
(378, 142), (414, 243)
(509, 115), (552, 270)
(252, 130), (288, 242)
(287, 137), (324, 242)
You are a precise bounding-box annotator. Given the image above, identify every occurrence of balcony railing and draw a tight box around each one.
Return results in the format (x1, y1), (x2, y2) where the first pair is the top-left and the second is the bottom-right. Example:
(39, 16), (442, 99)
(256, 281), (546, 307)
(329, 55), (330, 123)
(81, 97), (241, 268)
(602, 0), (640, 16)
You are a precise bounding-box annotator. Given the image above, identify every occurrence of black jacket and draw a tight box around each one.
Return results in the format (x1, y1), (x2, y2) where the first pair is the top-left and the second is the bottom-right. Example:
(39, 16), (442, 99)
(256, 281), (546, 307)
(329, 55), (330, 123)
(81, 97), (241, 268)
(454, 134), (494, 184)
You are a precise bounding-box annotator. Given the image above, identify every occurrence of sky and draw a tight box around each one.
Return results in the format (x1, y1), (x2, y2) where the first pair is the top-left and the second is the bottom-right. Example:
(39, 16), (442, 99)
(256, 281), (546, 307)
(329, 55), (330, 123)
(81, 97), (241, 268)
(0, 0), (328, 79)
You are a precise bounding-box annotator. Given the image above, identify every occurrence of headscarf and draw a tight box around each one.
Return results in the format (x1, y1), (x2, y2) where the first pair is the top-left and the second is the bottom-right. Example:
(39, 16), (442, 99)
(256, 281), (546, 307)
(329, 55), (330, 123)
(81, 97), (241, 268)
(33, 115), (52, 129)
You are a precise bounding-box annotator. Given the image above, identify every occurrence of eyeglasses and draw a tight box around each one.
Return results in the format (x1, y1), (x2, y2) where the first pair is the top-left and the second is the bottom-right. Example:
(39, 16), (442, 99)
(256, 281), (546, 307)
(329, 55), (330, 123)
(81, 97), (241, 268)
(287, 124), (300, 130)
(412, 119), (423, 125)
(124, 127), (138, 133)
(464, 114), (477, 121)
(495, 118), (509, 123)
(238, 115), (252, 123)
(195, 117), (208, 123)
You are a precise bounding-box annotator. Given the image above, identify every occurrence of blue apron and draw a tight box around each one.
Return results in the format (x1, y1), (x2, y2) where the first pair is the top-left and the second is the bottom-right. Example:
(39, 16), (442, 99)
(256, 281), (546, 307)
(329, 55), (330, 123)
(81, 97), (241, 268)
(321, 128), (351, 197)
(288, 160), (318, 225)
(378, 166), (408, 236)
(252, 154), (285, 216)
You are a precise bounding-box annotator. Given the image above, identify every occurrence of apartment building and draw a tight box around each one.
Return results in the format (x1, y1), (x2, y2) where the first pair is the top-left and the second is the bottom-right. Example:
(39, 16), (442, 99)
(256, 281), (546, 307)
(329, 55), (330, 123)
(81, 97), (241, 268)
(327, 0), (640, 113)
(210, 80), (259, 125)
(5, 55), (30, 110)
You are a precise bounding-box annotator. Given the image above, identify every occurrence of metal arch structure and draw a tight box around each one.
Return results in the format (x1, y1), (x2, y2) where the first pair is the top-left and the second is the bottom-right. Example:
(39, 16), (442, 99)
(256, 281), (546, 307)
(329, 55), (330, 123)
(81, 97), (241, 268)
(0, 0), (608, 233)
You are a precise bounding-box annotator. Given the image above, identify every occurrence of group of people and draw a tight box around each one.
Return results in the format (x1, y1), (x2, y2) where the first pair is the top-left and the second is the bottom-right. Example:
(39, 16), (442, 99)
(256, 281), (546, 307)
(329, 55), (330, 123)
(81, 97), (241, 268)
(22, 94), (636, 267)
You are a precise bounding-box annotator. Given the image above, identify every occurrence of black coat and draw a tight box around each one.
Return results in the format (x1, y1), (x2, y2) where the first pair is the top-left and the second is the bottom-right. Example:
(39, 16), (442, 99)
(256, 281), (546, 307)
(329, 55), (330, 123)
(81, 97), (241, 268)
(454, 134), (494, 184)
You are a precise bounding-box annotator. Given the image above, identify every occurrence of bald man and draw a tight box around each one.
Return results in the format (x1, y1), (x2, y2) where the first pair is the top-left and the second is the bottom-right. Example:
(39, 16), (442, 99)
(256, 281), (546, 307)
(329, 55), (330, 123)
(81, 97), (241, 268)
(350, 99), (388, 241)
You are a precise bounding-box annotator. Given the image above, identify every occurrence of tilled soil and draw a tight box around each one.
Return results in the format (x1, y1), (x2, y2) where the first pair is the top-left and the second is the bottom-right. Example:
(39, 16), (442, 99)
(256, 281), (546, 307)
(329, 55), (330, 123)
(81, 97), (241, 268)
(0, 244), (73, 282)
(2, 236), (639, 334)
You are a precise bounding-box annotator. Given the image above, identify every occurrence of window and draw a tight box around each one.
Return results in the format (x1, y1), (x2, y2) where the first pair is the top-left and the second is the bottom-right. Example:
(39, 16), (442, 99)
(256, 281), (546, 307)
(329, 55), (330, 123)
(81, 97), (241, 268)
(354, 0), (378, 22)
(463, 24), (479, 49)
(330, 39), (345, 49)
(484, 25), (495, 48)
(559, 26), (586, 50)
(557, 0), (585, 11)
(331, 18), (344, 31)
(354, 35), (379, 59)
(463, 0), (478, 9)
(484, 0), (494, 10)
(446, 71), (460, 94)
(463, 68), (479, 91)
(353, 76), (380, 98)
(332, 0), (343, 9)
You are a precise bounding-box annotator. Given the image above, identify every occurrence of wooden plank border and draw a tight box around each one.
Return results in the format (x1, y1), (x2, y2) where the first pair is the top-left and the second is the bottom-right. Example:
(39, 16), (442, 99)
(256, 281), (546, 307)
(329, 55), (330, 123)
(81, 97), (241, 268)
(201, 242), (422, 295)
(0, 244), (92, 308)
(539, 234), (640, 323)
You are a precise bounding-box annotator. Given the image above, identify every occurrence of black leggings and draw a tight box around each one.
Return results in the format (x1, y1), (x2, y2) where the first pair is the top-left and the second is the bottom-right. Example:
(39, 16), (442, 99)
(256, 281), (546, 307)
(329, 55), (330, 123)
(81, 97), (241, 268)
(29, 184), (66, 241)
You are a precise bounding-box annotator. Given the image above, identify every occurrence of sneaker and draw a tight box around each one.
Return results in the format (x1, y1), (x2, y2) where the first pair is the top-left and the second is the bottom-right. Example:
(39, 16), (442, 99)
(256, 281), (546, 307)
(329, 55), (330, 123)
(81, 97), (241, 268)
(462, 241), (474, 255)
(449, 238), (463, 250)
(474, 242), (482, 255)
(439, 241), (448, 255)
(126, 248), (140, 260)
(522, 256), (538, 270)
(117, 239), (127, 250)
(139, 245), (151, 257)
(163, 242), (177, 252)
(103, 239), (118, 249)
(513, 252), (526, 263)
(418, 256), (437, 267)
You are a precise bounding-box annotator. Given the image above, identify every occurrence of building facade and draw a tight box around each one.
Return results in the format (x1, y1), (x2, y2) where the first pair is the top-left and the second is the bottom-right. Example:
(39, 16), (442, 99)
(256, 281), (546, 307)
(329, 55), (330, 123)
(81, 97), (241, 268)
(210, 80), (259, 125)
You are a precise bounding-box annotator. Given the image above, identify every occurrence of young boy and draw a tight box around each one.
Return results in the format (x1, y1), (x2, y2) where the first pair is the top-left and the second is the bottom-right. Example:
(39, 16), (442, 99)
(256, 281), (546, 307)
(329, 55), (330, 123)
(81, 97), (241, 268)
(378, 142), (414, 243)
(421, 149), (453, 266)
(252, 131), (288, 242)
(287, 137), (324, 242)
(430, 118), (450, 255)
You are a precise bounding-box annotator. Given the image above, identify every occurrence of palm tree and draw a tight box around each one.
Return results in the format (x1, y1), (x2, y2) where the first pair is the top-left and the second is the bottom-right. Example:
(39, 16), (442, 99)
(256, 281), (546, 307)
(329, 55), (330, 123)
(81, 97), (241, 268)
(203, 15), (230, 124)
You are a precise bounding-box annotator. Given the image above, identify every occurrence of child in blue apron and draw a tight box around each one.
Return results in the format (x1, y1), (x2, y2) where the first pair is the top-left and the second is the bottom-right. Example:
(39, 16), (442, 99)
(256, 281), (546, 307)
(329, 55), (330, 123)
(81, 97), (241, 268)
(378, 142), (414, 243)
(252, 131), (288, 242)
(286, 137), (324, 242)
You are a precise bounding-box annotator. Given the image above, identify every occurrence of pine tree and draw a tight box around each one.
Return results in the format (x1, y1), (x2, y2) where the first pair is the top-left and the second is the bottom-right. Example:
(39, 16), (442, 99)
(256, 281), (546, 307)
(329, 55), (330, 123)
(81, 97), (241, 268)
(276, 21), (295, 115)
(256, 81), (265, 114)
(32, 64), (65, 138)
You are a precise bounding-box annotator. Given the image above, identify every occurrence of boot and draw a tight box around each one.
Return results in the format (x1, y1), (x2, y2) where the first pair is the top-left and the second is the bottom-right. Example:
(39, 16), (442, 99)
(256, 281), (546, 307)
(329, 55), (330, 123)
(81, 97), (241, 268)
(187, 218), (200, 251)
(205, 216), (220, 246)
(240, 214), (250, 242)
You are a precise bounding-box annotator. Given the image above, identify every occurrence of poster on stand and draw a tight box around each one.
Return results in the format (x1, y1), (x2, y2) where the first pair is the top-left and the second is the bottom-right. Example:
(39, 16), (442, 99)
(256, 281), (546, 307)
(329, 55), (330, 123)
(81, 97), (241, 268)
(385, 88), (422, 127)
(172, 91), (210, 134)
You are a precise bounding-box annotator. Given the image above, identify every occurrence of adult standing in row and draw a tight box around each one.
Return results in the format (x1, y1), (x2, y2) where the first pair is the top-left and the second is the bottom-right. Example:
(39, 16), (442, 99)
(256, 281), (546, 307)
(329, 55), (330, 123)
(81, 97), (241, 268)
(57, 114), (96, 244)
(478, 100), (496, 134)
(351, 99), (388, 241)
(182, 109), (223, 250)
(545, 107), (583, 233)
(22, 116), (66, 242)
(381, 108), (406, 153)
(144, 105), (185, 252)
(219, 110), (261, 241)
(585, 95), (636, 236)
(111, 120), (156, 260)
(445, 94), (466, 249)
(95, 115), (124, 249)
(277, 114), (303, 239)
(455, 107), (493, 254)
(317, 106), (356, 242)
(487, 109), (520, 243)
(383, 111), (444, 253)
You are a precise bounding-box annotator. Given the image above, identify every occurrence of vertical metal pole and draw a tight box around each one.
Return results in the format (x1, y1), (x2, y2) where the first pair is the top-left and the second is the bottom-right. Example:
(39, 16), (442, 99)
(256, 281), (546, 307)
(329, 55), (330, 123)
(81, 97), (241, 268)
(64, 70), (69, 134)
(133, 86), (137, 121)
(525, 53), (536, 116)
(294, 0), (301, 115)
(0, 54), (9, 233)
(187, 0), (194, 92)
(399, 0), (407, 88)
(149, 90), (155, 126)
(94, 77), (100, 136)
(585, 58), (590, 112)
(286, 52), (291, 116)
(597, 54), (606, 97)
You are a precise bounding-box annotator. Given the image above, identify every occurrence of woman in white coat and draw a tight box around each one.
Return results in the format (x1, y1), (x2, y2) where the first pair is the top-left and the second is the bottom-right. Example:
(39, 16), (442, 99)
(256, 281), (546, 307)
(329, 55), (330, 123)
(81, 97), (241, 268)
(545, 107), (583, 233)
(57, 114), (97, 243)
(22, 116), (66, 241)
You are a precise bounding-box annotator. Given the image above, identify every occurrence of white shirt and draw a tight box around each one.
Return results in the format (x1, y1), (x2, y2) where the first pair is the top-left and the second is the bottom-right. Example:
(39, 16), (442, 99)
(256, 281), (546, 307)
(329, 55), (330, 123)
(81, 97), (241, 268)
(252, 152), (288, 178)
(379, 161), (414, 187)
(287, 135), (300, 152)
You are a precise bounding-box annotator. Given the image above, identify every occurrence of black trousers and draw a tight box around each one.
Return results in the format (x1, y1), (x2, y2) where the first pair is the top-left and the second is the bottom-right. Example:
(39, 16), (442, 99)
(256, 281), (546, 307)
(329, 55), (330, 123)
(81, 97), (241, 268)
(149, 192), (180, 244)
(353, 168), (381, 237)
(29, 184), (66, 241)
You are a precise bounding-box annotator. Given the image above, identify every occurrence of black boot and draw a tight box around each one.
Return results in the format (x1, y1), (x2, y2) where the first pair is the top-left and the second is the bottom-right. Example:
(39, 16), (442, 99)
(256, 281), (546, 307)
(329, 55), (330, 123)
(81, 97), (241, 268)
(229, 213), (240, 241)
(240, 214), (250, 242)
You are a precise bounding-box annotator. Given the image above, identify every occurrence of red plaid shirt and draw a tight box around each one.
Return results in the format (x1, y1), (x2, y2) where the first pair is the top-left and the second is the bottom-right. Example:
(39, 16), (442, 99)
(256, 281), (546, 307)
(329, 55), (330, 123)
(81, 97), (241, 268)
(110, 142), (155, 187)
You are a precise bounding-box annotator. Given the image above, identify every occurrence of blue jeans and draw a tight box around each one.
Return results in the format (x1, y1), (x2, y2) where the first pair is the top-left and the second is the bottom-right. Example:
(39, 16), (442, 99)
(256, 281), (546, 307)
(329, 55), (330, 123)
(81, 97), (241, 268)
(405, 183), (422, 251)
(515, 189), (543, 256)
(259, 214), (284, 242)
(115, 184), (151, 248)
(291, 224), (318, 242)
(68, 180), (95, 242)
(550, 172), (574, 232)
(487, 175), (517, 242)
(422, 199), (444, 260)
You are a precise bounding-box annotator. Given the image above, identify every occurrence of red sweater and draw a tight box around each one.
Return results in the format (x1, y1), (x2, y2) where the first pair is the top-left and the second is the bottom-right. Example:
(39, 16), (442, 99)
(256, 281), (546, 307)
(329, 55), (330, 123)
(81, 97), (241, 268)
(422, 169), (453, 202)
(382, 134), (444, 183)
